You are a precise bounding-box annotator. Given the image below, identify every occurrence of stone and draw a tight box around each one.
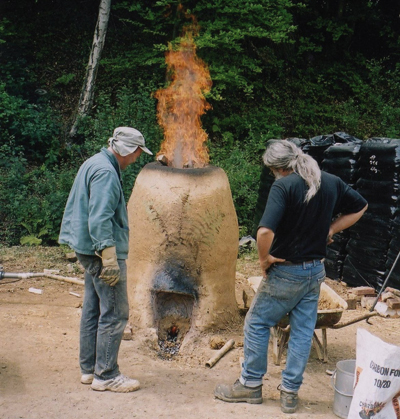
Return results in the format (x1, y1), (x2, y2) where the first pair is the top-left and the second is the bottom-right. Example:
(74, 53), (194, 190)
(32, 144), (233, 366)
(361, 296), (376, 309)
(122, 324), (132, 341)
(348, 292), (362, 302)
(345, 298), (357, 310)
(247, 276), (263, 293)
(375, 302), (398, 318)
(385, 287), (400, 298)
(351, 286), (376, 296)
(242, 284), (255, 309)
(209, 336), (226, 350)
(156, 154), (169, 166)
(239, 235), (256, 250)
(381, 291), (396, 302)
(386, 297), (400, 310)
(66, 252), (77, 263)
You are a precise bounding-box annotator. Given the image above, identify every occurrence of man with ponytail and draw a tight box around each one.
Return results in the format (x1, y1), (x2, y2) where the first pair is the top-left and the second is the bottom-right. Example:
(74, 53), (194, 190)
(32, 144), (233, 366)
(215, 139), (367, 413)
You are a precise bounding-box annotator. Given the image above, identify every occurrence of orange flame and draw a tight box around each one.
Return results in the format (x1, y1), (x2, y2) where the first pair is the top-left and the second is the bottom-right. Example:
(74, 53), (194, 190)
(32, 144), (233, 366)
(155, 13), (212, 168)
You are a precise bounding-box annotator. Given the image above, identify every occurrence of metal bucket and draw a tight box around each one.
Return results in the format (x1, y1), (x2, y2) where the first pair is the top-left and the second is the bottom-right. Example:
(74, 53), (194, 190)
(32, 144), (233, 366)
(331, 359), (356, 418)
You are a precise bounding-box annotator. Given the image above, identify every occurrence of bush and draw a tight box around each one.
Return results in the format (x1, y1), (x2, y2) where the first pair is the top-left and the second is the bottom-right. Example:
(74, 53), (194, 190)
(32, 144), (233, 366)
(0, 141), (77, 246)
(210, 126), (273, 235)
(0, 83), (61, 163)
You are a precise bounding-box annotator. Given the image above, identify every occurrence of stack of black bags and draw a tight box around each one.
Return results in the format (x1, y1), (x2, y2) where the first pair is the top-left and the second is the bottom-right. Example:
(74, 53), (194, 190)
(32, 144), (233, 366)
(302, 134), (336, 166)
(321, 133), (363, 280)
(342, 138), (400, 288)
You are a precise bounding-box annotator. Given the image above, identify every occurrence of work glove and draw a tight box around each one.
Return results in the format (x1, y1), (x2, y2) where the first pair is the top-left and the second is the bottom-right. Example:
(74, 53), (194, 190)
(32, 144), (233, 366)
(98, 246), (120, 286)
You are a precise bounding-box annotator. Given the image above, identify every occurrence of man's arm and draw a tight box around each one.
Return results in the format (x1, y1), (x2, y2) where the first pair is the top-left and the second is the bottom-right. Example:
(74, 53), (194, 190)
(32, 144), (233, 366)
(327, 204), (368, 245)
(89, 170), (121, 286)
(257, 227), (285, 276)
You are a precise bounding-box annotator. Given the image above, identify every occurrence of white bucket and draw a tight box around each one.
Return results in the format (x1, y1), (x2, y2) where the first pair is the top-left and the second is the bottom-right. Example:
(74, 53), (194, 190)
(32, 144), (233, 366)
(331, 359), (356, 418)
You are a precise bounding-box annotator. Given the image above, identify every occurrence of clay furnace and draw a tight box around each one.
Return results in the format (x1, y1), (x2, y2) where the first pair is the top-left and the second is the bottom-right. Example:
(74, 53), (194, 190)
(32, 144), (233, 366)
(126, 162), (240, 347)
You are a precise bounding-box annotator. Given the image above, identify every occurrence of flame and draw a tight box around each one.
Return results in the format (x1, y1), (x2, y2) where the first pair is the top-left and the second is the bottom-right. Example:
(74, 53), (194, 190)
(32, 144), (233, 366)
(155, 12), (212, 168)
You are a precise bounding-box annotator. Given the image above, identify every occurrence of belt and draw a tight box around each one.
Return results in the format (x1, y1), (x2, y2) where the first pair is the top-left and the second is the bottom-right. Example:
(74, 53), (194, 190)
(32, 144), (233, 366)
(277, 259), (324, 266)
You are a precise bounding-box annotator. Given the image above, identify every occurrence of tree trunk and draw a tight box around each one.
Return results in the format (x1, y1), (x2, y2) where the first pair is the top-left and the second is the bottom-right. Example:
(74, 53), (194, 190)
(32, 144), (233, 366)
(69, 0), (111, 139)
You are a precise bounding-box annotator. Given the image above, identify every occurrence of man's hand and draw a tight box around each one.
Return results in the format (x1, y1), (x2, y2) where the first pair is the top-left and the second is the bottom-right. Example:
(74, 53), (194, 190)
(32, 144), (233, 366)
(99, 246), (120, 286)
(260, 254), (286, 276)
(257, 227), (285, 276)
(328, 205), (368, 244)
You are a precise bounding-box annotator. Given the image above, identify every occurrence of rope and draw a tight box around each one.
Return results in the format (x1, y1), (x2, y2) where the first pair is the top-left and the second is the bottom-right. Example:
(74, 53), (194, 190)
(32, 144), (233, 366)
(344, 257), (375, 289)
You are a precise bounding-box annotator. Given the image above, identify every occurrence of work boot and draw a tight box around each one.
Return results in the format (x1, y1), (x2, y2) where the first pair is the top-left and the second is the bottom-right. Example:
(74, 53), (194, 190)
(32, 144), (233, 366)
(280, 387), (298, 414)
(91, 374), (140, 393)
(214, 379), (262, 404)
(81, 373), (94, 384)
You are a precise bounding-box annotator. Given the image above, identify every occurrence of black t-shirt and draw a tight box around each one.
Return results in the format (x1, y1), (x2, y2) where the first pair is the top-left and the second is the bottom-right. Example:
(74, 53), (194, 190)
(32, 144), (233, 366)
(258, 171), (368, 263)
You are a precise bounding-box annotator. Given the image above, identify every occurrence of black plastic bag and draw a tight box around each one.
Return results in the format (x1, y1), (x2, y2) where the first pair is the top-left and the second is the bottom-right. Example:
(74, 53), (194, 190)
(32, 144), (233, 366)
(342, 255), (384, 288)
(333, 132), (363, 144)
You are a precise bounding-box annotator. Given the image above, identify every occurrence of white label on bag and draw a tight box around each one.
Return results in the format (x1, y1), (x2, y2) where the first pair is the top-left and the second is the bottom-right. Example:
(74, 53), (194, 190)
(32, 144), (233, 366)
(348, 328), (400, 419)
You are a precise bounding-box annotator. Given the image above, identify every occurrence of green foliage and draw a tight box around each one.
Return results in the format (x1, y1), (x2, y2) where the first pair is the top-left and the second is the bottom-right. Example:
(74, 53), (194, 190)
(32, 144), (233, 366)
(20, 220), (49, 246)
(209, 125), (278, 233)
(352, 59), (400, 138)
(20, 236), (43, 246)
(0, 18), (12, 44)
(0, 83), (62, 163)
(211, 143), (262, 235)
(0, 141), (77, 246)
(55, 73), (76, 86)
(191, 0), (297, 98)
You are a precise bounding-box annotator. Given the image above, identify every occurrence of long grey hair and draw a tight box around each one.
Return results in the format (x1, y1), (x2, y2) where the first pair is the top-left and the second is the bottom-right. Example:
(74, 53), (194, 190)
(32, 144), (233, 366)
(263, 139), (321, 203)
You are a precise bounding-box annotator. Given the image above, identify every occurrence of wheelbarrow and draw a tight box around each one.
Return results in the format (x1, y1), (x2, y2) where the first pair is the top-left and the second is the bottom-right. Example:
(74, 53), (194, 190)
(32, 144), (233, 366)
(270, 282), (378, 364)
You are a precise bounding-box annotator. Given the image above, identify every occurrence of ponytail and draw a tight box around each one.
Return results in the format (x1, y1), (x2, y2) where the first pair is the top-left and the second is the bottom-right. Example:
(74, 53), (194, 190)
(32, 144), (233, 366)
(263, 140), (321, 203)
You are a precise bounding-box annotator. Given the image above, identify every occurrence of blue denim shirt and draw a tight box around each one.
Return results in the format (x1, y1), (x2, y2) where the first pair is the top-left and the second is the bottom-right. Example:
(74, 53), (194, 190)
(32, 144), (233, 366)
(59, 148), (129, 259)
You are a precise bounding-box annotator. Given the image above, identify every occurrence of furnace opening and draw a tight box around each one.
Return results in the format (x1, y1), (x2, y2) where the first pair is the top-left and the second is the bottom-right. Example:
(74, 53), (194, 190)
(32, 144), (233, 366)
(154, 291), (195, 359)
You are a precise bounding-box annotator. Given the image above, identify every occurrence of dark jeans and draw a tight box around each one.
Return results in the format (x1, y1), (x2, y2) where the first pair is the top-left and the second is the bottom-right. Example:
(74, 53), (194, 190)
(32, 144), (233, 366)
(76, 253), (129, 380)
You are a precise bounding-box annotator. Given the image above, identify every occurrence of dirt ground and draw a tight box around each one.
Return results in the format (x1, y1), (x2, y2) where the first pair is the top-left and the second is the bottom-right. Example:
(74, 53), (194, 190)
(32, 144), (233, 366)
(1, 246), (399, 419)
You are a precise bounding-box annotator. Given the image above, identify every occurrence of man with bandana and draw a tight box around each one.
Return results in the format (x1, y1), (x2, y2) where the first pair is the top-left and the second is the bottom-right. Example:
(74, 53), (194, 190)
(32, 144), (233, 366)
(59, 127), (153, 393)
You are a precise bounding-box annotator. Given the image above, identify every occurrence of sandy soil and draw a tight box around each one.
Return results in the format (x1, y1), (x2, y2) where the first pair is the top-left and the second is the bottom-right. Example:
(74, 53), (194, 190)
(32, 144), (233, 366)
(0, 246), (399, 419)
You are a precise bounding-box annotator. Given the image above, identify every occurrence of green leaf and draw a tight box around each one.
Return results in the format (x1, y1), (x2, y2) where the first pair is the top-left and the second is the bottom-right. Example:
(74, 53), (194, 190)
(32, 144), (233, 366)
(20, 236), (42, 246)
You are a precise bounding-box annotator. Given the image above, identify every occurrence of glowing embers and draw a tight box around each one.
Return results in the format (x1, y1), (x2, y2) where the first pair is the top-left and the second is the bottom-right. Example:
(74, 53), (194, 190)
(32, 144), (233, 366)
(155, 291), (194, 360)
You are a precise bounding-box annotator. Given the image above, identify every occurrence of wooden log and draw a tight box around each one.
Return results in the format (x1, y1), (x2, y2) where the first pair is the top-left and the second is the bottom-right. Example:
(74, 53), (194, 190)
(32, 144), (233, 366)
(205, 339), (235, 368)
(45, 273), (84, 286)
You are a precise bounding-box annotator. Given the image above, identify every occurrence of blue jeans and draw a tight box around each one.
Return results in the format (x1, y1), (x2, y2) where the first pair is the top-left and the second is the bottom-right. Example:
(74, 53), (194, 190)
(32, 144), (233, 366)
(240, 260), (325, 392)
(76, 253), (129, 380)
